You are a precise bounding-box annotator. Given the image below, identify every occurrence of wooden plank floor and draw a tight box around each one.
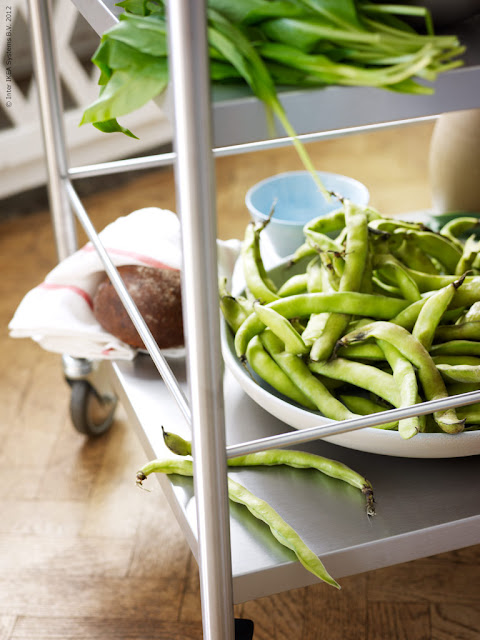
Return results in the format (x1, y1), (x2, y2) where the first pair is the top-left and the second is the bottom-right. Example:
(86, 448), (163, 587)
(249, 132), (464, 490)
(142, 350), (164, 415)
(1, 123), (479, 639)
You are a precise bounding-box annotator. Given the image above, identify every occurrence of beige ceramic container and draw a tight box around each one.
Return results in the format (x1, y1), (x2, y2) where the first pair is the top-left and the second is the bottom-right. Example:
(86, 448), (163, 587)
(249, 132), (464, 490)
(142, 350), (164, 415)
(429, 108), (480, 214)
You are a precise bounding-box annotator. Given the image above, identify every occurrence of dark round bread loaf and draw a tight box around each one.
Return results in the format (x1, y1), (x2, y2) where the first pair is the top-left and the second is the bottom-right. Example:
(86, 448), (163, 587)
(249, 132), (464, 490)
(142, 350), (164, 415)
(93, 265), (184, 350)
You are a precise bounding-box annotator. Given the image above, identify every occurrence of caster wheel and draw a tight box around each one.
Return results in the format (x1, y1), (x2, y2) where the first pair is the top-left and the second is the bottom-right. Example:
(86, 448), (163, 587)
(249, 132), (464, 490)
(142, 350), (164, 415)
(235, 618), (254, 639)
(68, 379), (117, 437)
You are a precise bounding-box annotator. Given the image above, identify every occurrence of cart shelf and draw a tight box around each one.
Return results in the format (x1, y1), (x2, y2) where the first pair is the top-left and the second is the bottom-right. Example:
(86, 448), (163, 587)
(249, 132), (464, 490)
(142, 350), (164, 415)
(110, 354), (480, 604)
(68, 0), (480, 604)
(30, 0), (480, 636)
(71, 0), (480, 147)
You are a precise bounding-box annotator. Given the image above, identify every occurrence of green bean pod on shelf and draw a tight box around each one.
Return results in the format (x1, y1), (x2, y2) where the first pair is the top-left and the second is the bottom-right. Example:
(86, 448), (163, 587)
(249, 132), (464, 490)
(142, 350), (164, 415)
(135, 428), (376, 589)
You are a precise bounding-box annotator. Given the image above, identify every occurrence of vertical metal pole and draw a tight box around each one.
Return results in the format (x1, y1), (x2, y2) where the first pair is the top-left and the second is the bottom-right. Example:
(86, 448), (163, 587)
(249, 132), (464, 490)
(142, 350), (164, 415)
(27, 0), (77, 260)
(166, 2), (235, 639)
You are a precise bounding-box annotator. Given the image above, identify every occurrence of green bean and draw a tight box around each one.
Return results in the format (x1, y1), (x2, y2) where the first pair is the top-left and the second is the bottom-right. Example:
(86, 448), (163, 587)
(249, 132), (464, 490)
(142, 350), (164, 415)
(290, 317), (307, 334)
(320, 261), (338, 293)
(303, 208), (345, 236)
(368, 218), (428, 234)
(359, 238), (374, 293)
(303, 209), (349, 277)
(347, 317), (378, 332)
(335, 226), (348, 247)
(338, 202), (369, 293)
(241, 221), (279, 304)
(412, 274), (466, 350)
(439, 216), (480, 247)
(253, 302), (308, 355)
(277, 273), (308, 296)
(304, 223), (343, 251)
(136, 457), (340, 588)
(373, 254), (421, 302)
(455, 235), (479, 276)
(306, 256), (324, 293)
(314, 374), (345, 391)
(464, 301), (480, 322)
(401, 229), (463, 274)
(451, 278), (480, 307)
(308, 237), (345, 278)
(311, 201), (369, 361)
(430, 340), (480, 357)
(302, 312), (330, 346)
(260, 330), (357, 421)
(436, 364), (480, 384)
(377, 339), (422, 439)
(445, 308), (469, 324)
(161, 426), (192, 456)
(434, 322), (480, 343)
(434, 355), (480, 366)
(372, 275), (403, 298)
(234, 292), (409, 358)
(392, 234), (439, 274)
(310, 312), (352, 361)
(336, 342), (386, 361)
(228, 449), (374, 514)
(317, 250), (341, 289)
(457, 405), (480, 424)
(137, 457), (195, 481)
(246, 335), (316, 409)
(161, 430), (375, 514)
(227, 477), (340, 588)
(219, 284), (253, 333)
(390, 295), (431, 330)
(363, 206), (382, 222)
(402, 268), (475, 293)
(337, 321), (465, 434)
(370, 223), (458, 271)
(289, 241), (316, 265)
(309, 357), (400, 407)
(391, 292), (464, 331)
(447, 382), (480, 397)
(339, 394), (398, 430)
(220, 294), (247, 333)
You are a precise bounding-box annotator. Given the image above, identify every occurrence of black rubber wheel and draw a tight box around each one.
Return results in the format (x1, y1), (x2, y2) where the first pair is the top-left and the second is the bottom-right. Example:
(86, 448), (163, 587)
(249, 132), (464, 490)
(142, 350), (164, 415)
(69, 379), (117, 437)
(235, 618), (254, 639)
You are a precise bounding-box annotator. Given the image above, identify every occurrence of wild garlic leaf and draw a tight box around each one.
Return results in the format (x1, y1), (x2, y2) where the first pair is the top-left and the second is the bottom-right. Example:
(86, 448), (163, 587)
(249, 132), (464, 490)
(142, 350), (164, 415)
(81, 67), (167, 125)
(93, 118), (138, 138)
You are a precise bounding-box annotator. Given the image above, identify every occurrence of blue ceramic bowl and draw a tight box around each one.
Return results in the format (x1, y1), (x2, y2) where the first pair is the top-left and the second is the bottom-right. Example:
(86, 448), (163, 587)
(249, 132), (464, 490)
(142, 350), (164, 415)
(245, 170), (370, 257)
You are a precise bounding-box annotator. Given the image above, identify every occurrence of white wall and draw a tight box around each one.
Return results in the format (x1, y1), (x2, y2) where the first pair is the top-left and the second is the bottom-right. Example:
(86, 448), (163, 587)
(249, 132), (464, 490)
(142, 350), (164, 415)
(0, 0), (172, 199)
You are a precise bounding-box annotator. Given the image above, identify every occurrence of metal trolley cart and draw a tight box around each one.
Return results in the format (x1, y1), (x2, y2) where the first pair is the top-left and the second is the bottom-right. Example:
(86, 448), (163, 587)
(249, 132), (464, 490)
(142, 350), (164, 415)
(27, 1), (480, 638)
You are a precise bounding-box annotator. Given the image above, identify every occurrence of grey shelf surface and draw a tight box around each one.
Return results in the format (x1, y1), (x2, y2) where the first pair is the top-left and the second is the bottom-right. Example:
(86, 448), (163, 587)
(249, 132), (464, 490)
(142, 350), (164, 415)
(110, 354), (480, 604)
(73, 0), (480, 147)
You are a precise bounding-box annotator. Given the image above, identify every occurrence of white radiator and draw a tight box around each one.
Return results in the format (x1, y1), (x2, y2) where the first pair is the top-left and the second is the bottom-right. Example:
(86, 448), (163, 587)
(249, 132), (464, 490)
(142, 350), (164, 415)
(0, 0), (172, 199)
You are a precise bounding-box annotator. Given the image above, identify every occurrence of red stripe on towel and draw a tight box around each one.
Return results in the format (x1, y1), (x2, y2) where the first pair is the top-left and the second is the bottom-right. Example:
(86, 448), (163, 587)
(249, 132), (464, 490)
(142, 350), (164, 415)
(39, 283), (94, 310)
(81, 245), (179, 271)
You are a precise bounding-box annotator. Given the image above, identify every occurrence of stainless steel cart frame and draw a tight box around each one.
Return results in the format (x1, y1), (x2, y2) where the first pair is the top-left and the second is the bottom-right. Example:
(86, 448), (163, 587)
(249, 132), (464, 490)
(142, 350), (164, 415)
(27, 1), (480, 638)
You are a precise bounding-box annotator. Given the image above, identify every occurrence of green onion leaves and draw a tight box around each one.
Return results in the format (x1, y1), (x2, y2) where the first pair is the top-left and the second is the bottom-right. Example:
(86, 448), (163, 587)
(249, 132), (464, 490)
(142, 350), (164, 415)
(81, 0), (464, 180)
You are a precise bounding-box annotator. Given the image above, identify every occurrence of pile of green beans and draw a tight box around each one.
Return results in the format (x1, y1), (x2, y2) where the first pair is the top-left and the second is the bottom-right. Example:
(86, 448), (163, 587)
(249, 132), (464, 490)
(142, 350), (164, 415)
(136, 428), (376, 589)
(222, 203), (480, 439)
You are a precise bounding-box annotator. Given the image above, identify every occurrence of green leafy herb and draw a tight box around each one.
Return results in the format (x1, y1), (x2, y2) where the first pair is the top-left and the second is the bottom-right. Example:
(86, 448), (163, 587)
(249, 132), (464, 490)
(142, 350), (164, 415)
(81, 0), (464, 185)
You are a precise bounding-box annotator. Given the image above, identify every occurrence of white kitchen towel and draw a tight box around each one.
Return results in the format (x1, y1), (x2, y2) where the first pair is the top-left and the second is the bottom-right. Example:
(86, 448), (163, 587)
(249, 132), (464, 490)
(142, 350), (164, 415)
(9, 207), (241, 360)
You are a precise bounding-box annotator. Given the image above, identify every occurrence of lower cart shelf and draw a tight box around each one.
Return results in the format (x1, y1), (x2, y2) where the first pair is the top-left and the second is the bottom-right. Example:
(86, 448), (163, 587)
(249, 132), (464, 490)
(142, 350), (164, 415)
(109, 353), (480, 604)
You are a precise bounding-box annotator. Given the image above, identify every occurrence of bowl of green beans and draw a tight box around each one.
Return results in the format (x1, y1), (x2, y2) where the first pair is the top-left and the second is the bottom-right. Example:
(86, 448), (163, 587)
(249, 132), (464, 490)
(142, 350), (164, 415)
(245, 171), (369, 258)
(221, 205), (480, 458)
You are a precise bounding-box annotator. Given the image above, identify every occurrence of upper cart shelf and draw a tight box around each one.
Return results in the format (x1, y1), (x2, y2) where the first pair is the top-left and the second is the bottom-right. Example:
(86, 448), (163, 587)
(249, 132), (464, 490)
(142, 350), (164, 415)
(73, 0), (480, 147)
